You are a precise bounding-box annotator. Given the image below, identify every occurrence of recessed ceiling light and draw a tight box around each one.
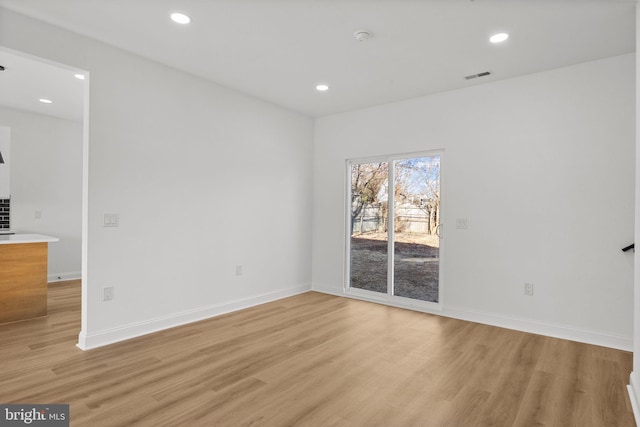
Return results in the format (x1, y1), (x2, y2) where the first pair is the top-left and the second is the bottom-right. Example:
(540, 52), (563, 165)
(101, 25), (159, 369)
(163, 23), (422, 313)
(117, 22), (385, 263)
(74, 73), (85, 80)
(170, 12), (191, 24)
(490, 33), (509, 43)
(316, 84), (329, 92)
(39, 98), (52, 104)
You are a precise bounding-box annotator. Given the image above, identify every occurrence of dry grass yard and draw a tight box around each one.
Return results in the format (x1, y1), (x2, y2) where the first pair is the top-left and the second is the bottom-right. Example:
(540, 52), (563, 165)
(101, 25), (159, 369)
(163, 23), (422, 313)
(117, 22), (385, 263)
(351, 232), (439, 301)
(0, 280), (634, 426)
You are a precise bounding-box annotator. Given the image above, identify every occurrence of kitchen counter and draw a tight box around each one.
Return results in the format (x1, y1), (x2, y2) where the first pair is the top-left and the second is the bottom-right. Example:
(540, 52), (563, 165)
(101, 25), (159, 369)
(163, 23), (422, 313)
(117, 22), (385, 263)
(0, 233), (59, 324)
(0, 233), (60, 244)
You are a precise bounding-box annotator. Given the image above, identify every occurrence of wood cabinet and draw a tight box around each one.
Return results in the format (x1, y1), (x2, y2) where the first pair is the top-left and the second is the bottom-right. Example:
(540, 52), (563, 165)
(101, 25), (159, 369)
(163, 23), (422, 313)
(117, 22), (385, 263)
(0, 235), (58, 324)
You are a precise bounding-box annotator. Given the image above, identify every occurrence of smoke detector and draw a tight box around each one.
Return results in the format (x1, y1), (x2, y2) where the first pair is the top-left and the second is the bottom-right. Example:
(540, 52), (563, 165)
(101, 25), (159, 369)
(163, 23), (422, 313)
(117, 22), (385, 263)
(354, 30), (371, 42)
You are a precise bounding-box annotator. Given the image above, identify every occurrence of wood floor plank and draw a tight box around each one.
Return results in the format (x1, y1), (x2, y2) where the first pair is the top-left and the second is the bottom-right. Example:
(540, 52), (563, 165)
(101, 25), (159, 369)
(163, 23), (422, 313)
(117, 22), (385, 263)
(0, 282), (634, 426)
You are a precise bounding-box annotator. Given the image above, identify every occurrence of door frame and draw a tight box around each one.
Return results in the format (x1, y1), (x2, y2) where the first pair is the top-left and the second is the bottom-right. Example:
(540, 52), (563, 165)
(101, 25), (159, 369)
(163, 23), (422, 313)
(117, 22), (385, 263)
(343, 150), (444, 312)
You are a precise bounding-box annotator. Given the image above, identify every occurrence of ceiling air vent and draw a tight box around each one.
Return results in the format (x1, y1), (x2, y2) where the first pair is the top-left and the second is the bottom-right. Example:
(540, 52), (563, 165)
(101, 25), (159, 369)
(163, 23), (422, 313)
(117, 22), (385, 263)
(465, 71), (491, 80)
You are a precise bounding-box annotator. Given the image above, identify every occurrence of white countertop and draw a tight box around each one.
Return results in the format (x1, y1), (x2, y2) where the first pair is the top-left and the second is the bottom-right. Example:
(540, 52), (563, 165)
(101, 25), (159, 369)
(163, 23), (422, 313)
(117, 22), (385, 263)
(0, 233), (59, 244)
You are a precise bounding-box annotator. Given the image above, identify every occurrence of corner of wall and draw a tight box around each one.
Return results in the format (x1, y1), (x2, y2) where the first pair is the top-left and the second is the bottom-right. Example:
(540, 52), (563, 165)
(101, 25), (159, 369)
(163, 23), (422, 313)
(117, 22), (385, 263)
(76, 283), (311, 350)
(311, 282), (344, 297)
(631, 6), (640, 426)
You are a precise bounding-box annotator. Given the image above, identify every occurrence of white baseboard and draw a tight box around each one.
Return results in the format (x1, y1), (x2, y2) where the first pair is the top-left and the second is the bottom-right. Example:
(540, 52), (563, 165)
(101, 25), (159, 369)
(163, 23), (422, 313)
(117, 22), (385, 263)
(77, 283), (311, 350)
(312, 284), (632, 351)
(48, 271), (81, 283)
(442, 305), (632, 351)
(311, 283), (344, 297)
(628, 372), (640, 425)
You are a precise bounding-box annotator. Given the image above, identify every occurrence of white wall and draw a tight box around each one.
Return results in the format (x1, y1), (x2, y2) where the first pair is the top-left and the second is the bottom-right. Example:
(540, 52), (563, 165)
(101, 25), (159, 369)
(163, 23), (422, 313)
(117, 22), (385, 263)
(313, 54), (635, 350)
(0, 126), (9, 198)
(628, 4), (640, 420)
(0, 8), (314, 349)
(0, 107), (82, 280)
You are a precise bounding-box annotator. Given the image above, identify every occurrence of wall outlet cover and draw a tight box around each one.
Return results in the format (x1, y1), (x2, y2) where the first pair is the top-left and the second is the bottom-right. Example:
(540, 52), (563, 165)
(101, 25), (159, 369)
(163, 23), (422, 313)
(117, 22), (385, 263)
(102, 286), (114, 301)
(524, 282), (534, 296)
(456, 218), (468, 229)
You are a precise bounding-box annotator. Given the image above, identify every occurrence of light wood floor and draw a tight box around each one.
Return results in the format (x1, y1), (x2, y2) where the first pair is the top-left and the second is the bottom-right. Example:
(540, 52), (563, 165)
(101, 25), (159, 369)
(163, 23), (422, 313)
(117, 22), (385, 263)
(0, 281), (635, 426)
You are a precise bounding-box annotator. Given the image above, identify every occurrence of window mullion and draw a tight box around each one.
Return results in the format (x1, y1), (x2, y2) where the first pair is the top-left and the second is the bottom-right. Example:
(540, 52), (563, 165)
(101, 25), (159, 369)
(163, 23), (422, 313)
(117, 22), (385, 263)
(387, 160), (395, 297)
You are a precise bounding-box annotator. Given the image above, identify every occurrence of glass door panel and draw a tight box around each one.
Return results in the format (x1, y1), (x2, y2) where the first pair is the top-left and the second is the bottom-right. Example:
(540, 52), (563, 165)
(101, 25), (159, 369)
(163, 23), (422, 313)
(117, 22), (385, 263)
(349, 161), (389, 294)
(393, 157), (440, 302)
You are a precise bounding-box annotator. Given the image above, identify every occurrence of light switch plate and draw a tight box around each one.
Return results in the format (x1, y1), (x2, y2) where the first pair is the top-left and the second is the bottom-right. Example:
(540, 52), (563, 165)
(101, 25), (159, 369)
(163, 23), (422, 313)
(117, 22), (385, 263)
(103, 214), (119, 227)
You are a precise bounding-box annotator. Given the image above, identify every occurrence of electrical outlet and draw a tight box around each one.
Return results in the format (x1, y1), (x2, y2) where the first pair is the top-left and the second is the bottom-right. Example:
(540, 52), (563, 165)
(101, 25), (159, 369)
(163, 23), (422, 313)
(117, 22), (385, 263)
(102, 286), (114, 301)
(235, 265), (243, 276)
(455, 218), (468, 229)
(524, 282), (534, 296)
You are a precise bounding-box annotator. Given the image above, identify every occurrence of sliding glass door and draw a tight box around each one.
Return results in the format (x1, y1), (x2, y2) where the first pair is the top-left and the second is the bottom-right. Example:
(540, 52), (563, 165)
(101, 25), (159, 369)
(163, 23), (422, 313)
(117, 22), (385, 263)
(348, 153), (441, 304)
(349, 161), (389, 294)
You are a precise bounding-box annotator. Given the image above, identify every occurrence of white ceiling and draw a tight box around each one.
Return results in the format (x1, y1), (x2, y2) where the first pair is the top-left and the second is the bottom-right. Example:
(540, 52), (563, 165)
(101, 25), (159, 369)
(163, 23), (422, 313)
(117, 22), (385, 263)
(0, 0), (636, 118)
(0, 49), (85, 122)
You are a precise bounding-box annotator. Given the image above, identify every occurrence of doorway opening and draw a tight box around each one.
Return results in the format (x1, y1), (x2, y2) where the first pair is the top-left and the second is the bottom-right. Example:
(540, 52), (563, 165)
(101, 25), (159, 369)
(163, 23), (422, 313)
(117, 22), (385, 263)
(0, 46), (89, 345)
